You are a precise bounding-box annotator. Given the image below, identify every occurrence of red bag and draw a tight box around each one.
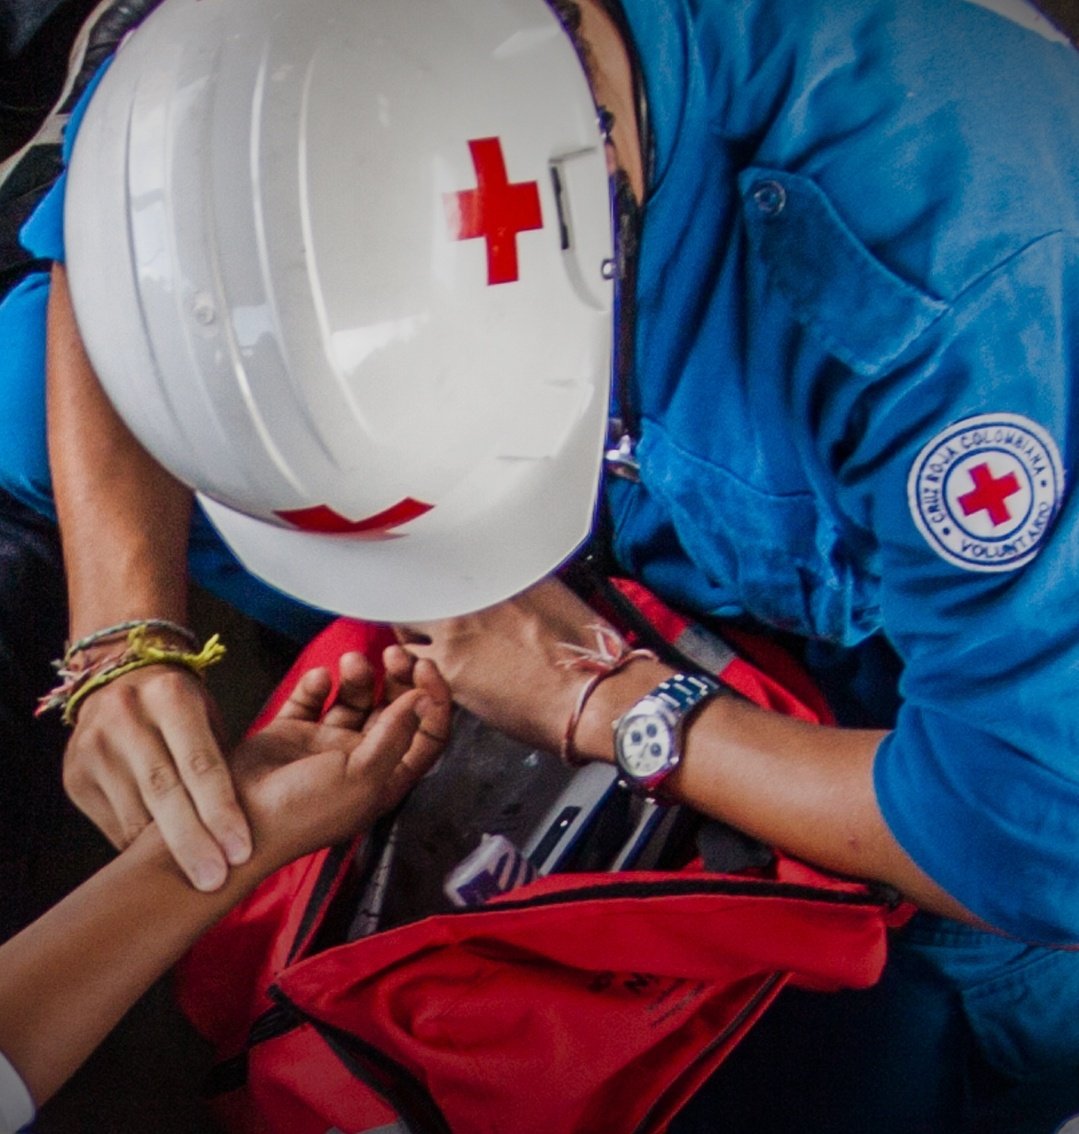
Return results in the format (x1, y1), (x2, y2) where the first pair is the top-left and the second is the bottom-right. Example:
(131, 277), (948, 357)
(176, 583), (909, 1134)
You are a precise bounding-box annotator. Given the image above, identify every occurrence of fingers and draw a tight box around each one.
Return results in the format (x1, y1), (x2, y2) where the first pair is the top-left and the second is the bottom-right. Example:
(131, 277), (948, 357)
(372, 662), (452, 813)
(63, 643), (426, 891)
(128, 726), (239, 891)
(351, 687), (442, 791)
(235, 655), (453, 865)
(274, 655), (379, 732)
(273, 665), (333, 722)
(412, 658), (452, 745)
(63, 747), (150, 850)
(263, 652), (447, 819)
(379, 650), (451, 781)
(238, 687), (429, 867)
(347, 688), (424, 786)
(382, 643), (418, 702)
(64, 669), (247, 890)
(322, 652), (377, 730)
(149, 677), (252, 887)
(67, 649), (441, 890)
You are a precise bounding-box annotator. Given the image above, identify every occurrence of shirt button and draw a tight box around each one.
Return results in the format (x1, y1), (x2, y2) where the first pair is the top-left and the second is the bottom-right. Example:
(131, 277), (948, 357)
(751, 179), (787, 216)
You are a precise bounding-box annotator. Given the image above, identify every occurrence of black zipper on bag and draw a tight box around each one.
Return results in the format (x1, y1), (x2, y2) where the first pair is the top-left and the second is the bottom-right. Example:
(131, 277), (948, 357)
(208, 989), (452, 1134)
(202, 840), (358, 1100)
(202, 1001), (299, 1098)
(466, 873), (894, 914)
(203, 1052), (249, 1098)
(285, 840), (355, 965)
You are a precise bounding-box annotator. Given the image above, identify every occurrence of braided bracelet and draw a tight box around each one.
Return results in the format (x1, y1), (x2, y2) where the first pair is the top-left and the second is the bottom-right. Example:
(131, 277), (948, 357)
(62, 618), (198, 664)
(37, 623), (226, 725)
(557, 624), (656, 767)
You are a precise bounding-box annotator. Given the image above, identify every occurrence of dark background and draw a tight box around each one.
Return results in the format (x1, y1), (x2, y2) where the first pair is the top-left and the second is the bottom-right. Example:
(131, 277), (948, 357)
(1, 0), (1077, 1129)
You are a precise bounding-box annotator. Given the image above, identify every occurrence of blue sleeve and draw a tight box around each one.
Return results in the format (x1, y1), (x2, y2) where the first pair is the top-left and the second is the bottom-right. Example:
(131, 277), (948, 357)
(619, 0), (1079, 941)
(720, 0), (1079, 945)
(834, 232), (1079, 944)
(19, 58), (113, 264)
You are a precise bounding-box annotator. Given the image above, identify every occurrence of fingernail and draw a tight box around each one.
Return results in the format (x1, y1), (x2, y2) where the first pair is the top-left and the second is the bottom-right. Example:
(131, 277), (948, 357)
(222, 832), (251, 866)
(192, 859), (227, 892)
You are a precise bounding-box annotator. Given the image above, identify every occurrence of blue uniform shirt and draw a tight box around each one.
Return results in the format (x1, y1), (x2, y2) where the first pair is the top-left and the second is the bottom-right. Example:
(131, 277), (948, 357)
(611, 0), (1079, 941)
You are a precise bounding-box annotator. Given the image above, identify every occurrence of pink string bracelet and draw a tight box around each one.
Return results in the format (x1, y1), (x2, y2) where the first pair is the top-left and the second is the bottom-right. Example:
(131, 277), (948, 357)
(557, 624), (656, 767)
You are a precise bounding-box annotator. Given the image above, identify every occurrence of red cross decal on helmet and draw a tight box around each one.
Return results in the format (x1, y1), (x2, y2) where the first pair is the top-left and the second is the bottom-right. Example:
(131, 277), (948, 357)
(958, 462), (1021, 527)
(275, 498), (433, 538)
(444, 137), (543, 285)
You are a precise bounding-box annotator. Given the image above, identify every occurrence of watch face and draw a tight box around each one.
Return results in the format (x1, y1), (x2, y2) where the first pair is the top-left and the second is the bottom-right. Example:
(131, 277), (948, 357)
(618, 711), (675, 780)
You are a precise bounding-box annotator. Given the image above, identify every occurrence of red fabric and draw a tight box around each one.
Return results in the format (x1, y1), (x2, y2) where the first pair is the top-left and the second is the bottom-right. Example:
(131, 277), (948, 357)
(249, 619), (396, 732)
(177, 588), (908, 1134)
(720, 623), (835, 725)
(609, 577), (835, 724)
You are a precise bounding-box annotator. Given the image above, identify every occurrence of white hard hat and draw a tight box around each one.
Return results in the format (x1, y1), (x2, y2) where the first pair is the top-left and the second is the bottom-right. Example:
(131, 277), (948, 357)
(64, 0), (613, 622)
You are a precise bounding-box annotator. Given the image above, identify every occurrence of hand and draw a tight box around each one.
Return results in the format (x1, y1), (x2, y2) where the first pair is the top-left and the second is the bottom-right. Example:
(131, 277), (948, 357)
(231, 650), (450, 872)
(62, 663), (247, 892)
(389, 575), (617, 754)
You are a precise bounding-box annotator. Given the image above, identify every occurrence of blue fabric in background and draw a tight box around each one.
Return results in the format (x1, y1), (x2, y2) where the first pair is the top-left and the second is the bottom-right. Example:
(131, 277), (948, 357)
(617, 1), (1079, 1130)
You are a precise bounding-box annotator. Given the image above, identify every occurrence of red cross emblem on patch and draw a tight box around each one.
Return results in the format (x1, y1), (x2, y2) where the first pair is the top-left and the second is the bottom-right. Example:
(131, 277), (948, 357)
(444, 137), (543, 285)
(957, 462), (1021, 527)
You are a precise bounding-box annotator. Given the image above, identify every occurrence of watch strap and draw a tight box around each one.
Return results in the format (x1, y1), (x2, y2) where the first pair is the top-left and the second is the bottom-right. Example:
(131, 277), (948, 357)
(650, 672), (722, 716)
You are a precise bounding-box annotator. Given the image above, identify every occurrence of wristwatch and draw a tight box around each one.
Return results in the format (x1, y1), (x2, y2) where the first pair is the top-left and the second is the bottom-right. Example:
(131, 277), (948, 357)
(613, 672), (722, 797)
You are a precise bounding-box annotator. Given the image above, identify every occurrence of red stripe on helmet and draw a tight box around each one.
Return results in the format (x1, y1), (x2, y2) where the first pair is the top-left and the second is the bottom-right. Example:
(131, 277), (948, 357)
(275, 498), (433, 537)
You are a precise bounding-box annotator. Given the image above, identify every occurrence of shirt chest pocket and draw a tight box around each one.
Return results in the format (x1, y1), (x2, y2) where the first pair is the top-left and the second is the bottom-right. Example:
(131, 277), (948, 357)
(621, 169), (952, 641)
(738, 165), (948, 378)
(635, 423), (874, 642)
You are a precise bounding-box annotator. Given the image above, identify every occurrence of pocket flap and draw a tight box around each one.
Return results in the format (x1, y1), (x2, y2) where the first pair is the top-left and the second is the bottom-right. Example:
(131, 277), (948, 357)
(739, 166), (948, 375)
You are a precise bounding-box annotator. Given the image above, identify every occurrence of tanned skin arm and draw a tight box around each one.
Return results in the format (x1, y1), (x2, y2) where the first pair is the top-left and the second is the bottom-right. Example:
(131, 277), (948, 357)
(574, 653), (977, 923)
(0, 655), (449, 1110)
(389, 577), (980, 927)
(46, 263), (249, 890)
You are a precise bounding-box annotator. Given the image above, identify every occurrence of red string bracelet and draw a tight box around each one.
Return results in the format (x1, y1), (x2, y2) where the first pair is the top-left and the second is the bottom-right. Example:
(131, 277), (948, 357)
(557, 625), (656, 767)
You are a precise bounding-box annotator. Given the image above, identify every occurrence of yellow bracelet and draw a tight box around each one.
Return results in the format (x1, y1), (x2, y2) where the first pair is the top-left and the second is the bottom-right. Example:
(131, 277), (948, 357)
(59, 627), (226, 726)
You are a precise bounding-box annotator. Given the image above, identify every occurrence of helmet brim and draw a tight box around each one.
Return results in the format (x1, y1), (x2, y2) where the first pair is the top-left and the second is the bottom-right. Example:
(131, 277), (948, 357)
(198, 453), (603, 625)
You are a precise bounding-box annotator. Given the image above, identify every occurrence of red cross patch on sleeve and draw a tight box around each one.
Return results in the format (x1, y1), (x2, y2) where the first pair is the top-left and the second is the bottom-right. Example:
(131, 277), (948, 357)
(907, 413), (1065, 572)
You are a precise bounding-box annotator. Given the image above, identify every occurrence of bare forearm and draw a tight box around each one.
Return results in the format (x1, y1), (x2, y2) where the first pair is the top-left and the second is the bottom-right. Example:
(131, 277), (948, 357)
(46, 263), (192, 635)
(399, 581), (981, 924)
(574, 659), (979, 924)
(0, 662), (444, 1109)
(0, 826), (269, 1108)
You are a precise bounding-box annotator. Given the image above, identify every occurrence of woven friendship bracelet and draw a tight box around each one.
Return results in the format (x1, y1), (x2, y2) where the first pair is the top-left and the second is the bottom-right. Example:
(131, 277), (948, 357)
(35, 642), (131, 719)
(37, 624), (226, 725)
(63, 618), (199, 664)
(557, 624), (656, 767)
